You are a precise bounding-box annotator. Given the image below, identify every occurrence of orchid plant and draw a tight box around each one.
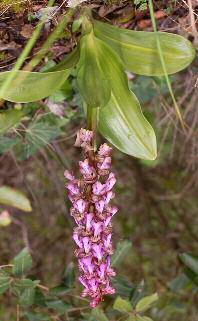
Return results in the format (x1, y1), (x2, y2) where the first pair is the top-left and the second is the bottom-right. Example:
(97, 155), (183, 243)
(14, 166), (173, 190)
(0, 0), (196, 314)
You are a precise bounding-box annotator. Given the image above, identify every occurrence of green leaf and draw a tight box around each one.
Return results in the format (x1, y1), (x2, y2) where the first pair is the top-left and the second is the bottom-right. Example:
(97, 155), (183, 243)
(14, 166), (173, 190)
(24, 120), (62, 156)
(94, 20), (195, 76)
(0, 136), (20, 154)
(0, 48), (79, 103)
(168, 273), (191, 292)
(136, 293), (158, 312)
(0, 70), (70, 103)
(0, 109), (24, 135)
(179, 253), (198, 275)
(113, 296), (132, 313)
(184, 267), (198, 286)
(77, 31), (111, 108)
(46, 300), (71, 315)
(131, 281), (145, 307)
(19, 286), (36, 307)
(0, 186), (32, 212)
(96, 40), (157, 160)
(14, 278), (36, 290)
(12, 248), (33, 276)
(0, 272), (10, 294)
(111, 240), (132, 267)
(24, 312), (50, 321)
(112, 275), (135, 299)
(91, 307), (109, 321)
(62, 262), (75, 288)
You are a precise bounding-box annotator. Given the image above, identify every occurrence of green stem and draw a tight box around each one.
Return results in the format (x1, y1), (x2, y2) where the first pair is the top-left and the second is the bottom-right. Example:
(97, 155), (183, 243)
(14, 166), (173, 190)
(0, 0), (55, 98)
(148, 0), (185, 131)
(87, 105), (99, 151)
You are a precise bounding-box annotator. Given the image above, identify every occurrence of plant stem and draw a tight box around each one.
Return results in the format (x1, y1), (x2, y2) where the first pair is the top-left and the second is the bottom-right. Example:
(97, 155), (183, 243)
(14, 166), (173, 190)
(87, 106), (99, 151)
(148, 0), (186, 131)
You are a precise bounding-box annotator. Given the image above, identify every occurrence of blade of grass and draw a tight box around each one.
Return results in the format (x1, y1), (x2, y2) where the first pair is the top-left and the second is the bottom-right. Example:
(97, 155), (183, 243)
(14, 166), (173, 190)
(148, 0), (186, 131)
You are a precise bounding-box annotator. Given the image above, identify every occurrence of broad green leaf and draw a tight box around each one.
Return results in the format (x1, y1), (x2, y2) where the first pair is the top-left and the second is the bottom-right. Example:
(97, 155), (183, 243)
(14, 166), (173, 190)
(113, 296), (132, 313)
(12, 248), (33, 276)
(0, 186), (32, 212)
(24, 312), (50, 321)
(91, 307), (109, 321)
(0, 272), (10, 294)
(136, 293), (158, 312)
(0, 109), (24, 135)
(77, 31), (111, 108)
(96, 40), (157, 160)
(0, 48), (79, 103)
(179, 253), (198, 275)
(19, 286), (36, 307)
(94, 20), (195, 76)
(111, 240), (132, 267)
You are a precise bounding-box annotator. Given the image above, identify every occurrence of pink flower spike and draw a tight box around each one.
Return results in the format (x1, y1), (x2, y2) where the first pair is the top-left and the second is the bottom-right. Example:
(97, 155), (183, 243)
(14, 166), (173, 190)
(64, 170), (74, 181)
(92, 243), (104, 261)
(64, 129), (117, 307)
(82, 236), (91, 254)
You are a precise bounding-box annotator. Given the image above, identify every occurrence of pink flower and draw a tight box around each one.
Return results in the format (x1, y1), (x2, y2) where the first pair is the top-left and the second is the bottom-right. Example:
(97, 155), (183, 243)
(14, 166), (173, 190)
(98, 143), (112, 156)
(74, 199), (87, 213)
